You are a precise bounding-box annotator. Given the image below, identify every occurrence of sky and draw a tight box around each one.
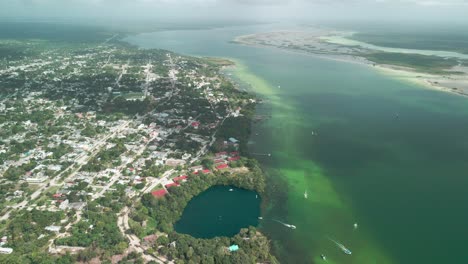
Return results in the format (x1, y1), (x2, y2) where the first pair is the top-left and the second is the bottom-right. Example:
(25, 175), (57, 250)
(1, 0), (468, 25)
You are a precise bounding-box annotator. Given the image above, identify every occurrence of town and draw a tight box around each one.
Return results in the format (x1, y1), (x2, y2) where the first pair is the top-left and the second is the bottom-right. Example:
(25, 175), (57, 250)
(0, 38), (268, 263)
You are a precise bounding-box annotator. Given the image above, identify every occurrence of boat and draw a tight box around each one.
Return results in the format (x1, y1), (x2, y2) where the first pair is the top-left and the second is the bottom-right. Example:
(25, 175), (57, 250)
(320, 254), (327, 261)
(258, 217), (263, 220)
(353, 223), (358, 230)
(328, 237), (352, 255)
(229, 188), (234, 192)
(304, 190), (308, 199)
(278, 85), (281, 89)
(274, 219), (296, 230)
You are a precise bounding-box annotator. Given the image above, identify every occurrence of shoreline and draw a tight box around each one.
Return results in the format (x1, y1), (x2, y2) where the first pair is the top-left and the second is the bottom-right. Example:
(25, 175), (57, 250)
(233, 35), (468, 98)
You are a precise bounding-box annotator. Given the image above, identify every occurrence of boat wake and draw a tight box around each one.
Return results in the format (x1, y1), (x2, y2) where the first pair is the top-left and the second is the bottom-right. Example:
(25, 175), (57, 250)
(328, 237), (352, 255)
(273, 219), (296, 229)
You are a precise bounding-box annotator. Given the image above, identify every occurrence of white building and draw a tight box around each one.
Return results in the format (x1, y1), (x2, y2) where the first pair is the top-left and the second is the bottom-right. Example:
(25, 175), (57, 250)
(0, 248), (13, 254)
(45, 225), (61, 233)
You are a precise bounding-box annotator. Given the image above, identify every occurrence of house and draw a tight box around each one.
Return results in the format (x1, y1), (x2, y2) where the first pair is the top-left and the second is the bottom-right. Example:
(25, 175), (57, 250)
(151, 189), (167, 198)
(202, 169), (211, 174)
(142, 234), (158, 246)
(45, 225), (61, 233)
(228, 156), (240, 162)
(190, 165), (203, 172)
(214, 159), (225, 164)
(25, 177), (47, 183)
(0, 248), (13, 254)
(165, 159), (186, 167)
(228, 137), (239, 144)
(216, 164), (229, 170)
(68, 202), (86, 210)
(191, 121), (200, 129)
(215, 152), (227, 158)
(228, 245), (239, 252)
(173, 175), (188, 183)
(165, 182), (180, 189)
(13, 190), (24, 197)
(58, 199), (69, 210)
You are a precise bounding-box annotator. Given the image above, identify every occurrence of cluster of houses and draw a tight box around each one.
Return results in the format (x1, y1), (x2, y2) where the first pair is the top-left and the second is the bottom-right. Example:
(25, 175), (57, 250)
(151, 151), (242, 198)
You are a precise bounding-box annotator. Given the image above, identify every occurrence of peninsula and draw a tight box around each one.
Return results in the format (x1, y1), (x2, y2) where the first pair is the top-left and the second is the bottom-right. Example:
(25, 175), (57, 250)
(233, 29), (468, 97)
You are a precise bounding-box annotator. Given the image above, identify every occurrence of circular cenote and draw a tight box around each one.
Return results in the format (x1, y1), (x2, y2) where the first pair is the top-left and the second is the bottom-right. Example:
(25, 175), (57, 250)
(174, 186), (261, 238)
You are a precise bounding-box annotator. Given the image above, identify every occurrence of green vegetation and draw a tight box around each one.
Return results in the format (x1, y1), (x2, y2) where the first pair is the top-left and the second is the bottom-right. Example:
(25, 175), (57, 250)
(0, 210), (65, 263)
(82, 142), (127, 172)
(352, 31), (468, 54)
(139, 159), (276, 263)
(363, 52), (461, 74)
(55, 189), (129, 260)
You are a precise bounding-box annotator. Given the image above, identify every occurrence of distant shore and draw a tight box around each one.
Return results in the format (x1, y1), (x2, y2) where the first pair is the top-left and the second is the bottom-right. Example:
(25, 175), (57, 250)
(233, 32), (468, 98)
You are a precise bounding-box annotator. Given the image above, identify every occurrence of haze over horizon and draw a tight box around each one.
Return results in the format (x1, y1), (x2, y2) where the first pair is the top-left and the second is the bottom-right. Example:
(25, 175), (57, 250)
(2, 0), (468, 26)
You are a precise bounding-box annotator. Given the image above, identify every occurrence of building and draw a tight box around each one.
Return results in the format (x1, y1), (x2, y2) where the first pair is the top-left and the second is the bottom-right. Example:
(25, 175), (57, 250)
(173, 175), (188, 183)
(45, 225), (61, 233)
(228, 245), (239, 252)
(216, 164), (229, 170)
(58, 199), (70, 210)
(142, 234), (158, 247)
(25, 177), (48, 183)
(228, 156), (240, 162)
(215, 152), (227, 158)
(165, 182), (180, 189)
(0, 248), (13, 254)
(228, 137), (239, 144)
(165, 159), (186, 167)
(68, 202), (86, 210)
(191, 121), (200, 129)
(151, 189), (168, 198)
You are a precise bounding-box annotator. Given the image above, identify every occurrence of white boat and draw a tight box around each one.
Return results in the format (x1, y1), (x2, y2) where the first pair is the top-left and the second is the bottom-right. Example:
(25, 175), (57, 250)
(328, 237), (352, 255)
(353, 223), (358, 230)
(304, 190), (308, 199)
(258, 217), (263, 220)
(274, 219), (296, 230)
(229, 189), (234, 192)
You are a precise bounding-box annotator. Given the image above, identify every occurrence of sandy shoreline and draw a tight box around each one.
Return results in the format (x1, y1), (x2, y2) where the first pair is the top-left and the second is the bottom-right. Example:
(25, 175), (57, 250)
(233, 33), (468, 98)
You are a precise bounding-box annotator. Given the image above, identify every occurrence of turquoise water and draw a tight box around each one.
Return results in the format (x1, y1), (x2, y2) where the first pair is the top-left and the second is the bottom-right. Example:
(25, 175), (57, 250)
(174, 186), (260, 239)
(125, 25), (468, 263)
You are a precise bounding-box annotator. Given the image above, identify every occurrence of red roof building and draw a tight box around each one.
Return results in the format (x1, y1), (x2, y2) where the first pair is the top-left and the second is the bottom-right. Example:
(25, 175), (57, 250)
(230, 152), (239, 156)
(165, 182), (180, 189)
(173, 175), (188, 182)
(202, 169), (211, 174)
(191, 122), (200, 129)
(214, 159), (225, 164)
(52, 193), (62, 198)
(151, 189), (167, 198)
(216, 164), (229, 170)
(228, 156), (241, 162)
